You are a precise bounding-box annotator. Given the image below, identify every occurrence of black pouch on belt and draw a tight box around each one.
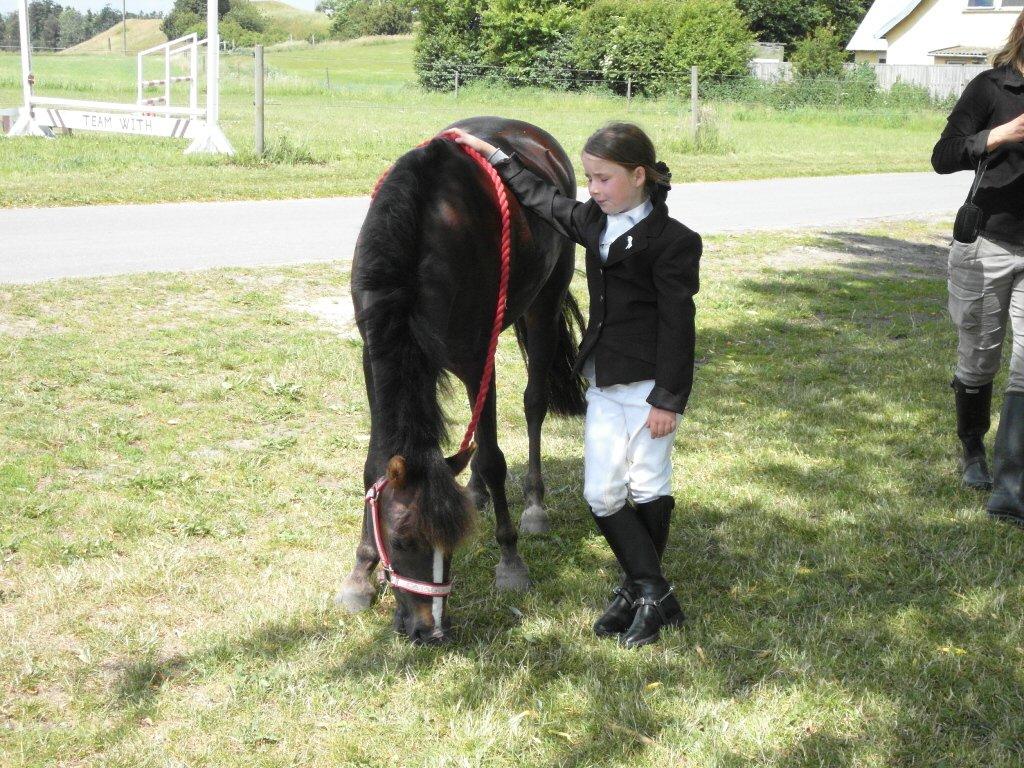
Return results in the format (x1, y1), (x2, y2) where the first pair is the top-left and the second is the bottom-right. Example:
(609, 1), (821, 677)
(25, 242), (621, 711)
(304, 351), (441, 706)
(953, 157), (990, 244)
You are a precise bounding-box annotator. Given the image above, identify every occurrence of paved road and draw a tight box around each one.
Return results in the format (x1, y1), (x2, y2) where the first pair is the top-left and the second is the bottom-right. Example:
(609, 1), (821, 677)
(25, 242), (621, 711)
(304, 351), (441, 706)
(0, 170), (972, 284)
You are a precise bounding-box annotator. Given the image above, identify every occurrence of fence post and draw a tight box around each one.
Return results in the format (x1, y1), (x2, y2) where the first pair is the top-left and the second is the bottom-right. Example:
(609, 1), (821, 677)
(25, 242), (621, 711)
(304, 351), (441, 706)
(626, 75), (632, 108)
(690, 65), (699, 139)
(325, 68), (330, 89)
(255, 44), (264, 156)
(454, 69), (460, 99)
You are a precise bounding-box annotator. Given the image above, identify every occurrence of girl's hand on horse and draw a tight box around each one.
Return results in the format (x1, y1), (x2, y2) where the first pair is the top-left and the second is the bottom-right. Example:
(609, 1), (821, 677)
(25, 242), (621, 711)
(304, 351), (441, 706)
(646, 406), (678, 439)
(448, 128), (498, 158)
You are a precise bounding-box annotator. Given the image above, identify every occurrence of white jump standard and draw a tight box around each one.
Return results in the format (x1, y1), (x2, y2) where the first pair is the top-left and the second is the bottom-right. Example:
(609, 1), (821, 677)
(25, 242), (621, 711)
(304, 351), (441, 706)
(6, 0), (233, 155)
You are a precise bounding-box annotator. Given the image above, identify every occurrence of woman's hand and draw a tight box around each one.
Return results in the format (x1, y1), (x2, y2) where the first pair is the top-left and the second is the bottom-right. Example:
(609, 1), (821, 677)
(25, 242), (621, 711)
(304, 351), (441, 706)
(446, 128), (498, 158)
(988, 112), (1024, 151)
(645, 406), (678, 439)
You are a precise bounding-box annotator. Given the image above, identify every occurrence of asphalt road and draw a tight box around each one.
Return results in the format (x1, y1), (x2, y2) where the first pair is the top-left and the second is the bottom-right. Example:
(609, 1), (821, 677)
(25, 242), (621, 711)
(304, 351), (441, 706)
(0, 170), (972, 284)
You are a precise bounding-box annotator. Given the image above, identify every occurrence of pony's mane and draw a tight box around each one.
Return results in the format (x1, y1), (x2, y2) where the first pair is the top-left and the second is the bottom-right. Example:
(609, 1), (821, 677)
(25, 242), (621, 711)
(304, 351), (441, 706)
(354, 139), (473, 550)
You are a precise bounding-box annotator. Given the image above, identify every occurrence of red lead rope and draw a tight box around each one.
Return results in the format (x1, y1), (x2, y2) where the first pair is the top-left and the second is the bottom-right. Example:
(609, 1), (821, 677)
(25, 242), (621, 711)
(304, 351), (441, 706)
(372, 131), (512, 452)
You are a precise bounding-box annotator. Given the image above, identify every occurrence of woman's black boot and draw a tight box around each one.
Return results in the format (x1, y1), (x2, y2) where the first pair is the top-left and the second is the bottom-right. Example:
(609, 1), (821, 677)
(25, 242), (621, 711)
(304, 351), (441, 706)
(593, 506), (684, 648)
(987, 391), (1024, 523)
(952, 378), (993, 491)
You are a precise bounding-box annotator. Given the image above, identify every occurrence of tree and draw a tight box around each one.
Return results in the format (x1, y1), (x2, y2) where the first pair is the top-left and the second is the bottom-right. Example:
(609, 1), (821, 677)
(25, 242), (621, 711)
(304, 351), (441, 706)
(163, 0), (230, 40)
(57, 7), (86, 48)
(737, 0), (867, 52)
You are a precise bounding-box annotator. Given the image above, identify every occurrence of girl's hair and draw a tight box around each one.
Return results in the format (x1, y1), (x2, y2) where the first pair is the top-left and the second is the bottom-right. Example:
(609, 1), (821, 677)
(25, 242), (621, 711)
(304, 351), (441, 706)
(993, 11), (1024, 70)
(583, 122), (672, 206)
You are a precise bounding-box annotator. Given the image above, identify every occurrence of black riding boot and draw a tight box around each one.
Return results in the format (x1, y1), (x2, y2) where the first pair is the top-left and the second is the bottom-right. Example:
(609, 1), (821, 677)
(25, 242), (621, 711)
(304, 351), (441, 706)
(635, 496), (674, 559)
(593, 506), (684, 648)
(987, 391), (1024, 523)
(591, 571), (637, 638)
(952, 378), (993, 491)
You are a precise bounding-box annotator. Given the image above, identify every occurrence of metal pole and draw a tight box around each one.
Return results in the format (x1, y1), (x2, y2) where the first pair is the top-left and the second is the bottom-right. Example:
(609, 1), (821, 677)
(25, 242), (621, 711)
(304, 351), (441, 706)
(454, 69), (459, 98)
(690, 65), (699, 139)
(255, 44), (264, 156)
(207, 0), (219, 126)
(17, 0), (32, 112)
(626, 75), (632, 108)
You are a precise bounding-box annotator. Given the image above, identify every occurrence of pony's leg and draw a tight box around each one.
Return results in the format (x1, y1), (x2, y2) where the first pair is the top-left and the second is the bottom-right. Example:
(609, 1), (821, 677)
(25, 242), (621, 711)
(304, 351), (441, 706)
(519, 305), (561, 535)
(465, 374), (531, 592)
(337, 346), (382, 612)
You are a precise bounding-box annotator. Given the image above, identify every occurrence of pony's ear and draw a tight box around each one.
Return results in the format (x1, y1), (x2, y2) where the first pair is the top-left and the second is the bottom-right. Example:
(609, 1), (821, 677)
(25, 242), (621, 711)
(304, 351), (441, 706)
(445, 444), (476, 477)
(386, 456), (408, 489)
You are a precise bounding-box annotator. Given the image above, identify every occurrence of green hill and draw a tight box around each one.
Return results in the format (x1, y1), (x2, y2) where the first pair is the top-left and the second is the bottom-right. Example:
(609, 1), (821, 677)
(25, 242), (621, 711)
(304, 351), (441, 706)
(61, 18), (167, 55)
(252, 0), (332, 40)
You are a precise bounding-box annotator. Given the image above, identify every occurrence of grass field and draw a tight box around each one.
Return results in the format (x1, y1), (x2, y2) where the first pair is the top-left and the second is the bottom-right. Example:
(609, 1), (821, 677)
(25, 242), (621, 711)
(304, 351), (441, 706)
(3, 219), (1024, 766)
(0, 36), (949, 208)
(251, 0), (333, 40)
(61, 19), (167, 56)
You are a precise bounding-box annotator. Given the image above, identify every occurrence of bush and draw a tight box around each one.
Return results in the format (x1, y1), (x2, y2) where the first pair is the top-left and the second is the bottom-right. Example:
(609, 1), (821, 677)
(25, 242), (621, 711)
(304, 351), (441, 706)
(416, 0), (753, 94)
(479, 0), (580, 88)
(330, 0), (414, 40)
(572, 0), (753, 95)
(790, 25), (845, 79)
(413, 0), (485, 90)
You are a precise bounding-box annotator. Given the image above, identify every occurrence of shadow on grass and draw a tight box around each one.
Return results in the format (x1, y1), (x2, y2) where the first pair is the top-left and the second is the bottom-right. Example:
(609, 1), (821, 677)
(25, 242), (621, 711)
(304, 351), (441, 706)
(105, 232), (1024, 765)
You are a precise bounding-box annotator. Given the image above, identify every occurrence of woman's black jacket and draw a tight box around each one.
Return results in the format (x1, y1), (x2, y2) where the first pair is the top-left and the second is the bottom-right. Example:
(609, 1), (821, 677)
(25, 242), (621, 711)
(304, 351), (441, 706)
(932, 65), (1024, 244)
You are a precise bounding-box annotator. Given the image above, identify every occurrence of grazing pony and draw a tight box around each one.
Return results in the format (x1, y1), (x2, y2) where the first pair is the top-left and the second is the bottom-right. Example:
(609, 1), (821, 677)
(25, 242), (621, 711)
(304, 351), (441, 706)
(336, 117), (586, 644)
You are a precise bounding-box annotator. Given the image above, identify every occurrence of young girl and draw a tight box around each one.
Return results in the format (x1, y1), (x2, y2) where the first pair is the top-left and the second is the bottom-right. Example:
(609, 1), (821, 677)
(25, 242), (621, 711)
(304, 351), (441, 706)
(451, 122), (702, 649)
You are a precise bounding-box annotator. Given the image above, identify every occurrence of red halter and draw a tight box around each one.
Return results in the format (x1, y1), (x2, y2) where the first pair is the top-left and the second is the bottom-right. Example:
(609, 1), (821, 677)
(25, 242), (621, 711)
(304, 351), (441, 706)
(366, 131), (513, 597)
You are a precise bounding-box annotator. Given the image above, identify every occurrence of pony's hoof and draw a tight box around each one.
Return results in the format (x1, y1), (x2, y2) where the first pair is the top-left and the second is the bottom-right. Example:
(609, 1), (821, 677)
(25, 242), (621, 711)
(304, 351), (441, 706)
(519, 504), (550, 535)
(496, 559), (532, 592)
(335, 578), (377, 613)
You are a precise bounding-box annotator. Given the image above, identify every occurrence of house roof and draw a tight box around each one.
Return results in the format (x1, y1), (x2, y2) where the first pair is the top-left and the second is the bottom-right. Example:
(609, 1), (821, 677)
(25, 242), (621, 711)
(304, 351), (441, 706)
(875, 1), (927, 38)
(928, 45), (995, 58)
(848, 0), (901, 51)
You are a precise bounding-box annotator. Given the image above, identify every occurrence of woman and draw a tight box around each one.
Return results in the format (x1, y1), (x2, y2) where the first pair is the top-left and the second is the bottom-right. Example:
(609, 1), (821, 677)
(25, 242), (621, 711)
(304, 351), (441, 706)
(932, 10), (1024, 523)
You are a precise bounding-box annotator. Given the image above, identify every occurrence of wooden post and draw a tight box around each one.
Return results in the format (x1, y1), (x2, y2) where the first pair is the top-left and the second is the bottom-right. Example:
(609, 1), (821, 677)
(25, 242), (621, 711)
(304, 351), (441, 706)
(690, 65), (699, 139)
(325, 68), (330, 89)
(626, 75), (632, 108)
(255, 44), (264, 156)
(454, 69), (460, 98)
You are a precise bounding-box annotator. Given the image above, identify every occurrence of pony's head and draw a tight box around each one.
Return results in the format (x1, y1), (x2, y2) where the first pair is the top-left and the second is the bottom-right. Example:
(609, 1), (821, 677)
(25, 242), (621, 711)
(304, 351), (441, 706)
(372, 446), (475, 645)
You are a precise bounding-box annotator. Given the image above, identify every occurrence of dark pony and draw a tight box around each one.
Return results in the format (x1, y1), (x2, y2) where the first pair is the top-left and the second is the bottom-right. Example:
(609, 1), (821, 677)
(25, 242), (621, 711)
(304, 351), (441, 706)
(337, 117), (586, 644)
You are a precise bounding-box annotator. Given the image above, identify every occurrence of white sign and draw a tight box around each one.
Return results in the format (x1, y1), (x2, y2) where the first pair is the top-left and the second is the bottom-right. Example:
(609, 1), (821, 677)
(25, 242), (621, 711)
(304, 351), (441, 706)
(31, 109), (203, 139)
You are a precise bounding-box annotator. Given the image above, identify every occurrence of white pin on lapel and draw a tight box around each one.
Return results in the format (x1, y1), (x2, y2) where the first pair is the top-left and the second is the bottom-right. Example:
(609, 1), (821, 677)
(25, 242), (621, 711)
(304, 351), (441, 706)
(626, 236), (633, 250)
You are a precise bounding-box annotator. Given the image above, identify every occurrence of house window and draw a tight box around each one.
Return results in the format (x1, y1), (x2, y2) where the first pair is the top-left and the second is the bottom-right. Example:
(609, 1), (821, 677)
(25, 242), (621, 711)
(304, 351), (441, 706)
(967, 0), (994, 6)
(1004, 0), (1024, 6)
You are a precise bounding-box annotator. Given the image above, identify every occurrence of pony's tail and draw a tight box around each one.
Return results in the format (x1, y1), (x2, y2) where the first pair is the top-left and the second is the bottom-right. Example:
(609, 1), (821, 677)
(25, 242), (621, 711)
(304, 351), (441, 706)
(512, 290), (588, 417)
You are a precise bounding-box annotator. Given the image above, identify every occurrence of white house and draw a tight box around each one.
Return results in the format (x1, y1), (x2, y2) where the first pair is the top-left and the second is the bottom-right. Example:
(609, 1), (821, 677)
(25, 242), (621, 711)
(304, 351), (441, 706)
(848, 0), (1023, 65)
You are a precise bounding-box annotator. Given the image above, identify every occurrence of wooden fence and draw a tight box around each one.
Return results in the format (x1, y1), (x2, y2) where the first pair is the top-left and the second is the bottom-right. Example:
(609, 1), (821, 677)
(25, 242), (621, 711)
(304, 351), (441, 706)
(749, 61), (989, 99)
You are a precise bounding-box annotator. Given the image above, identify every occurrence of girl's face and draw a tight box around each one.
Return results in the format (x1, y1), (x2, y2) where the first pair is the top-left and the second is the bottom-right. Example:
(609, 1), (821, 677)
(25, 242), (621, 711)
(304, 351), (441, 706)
(581, 152), (647, 215)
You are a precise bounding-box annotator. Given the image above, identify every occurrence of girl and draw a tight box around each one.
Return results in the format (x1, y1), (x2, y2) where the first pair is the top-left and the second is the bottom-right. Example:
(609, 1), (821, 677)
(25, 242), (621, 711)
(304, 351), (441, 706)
(451, 123), (702, 648)
(932, 10), (1024, 522)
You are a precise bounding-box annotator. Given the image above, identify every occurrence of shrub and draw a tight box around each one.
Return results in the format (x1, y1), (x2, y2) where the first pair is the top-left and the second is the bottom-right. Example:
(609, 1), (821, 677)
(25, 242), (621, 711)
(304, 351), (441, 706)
(414, 0), (486, 90)
(790, 26), (845, 79)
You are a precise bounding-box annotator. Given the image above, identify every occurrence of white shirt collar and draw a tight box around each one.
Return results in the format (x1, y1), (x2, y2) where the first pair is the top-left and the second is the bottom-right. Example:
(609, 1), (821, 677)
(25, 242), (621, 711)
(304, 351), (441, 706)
(607, 197), (653, 227)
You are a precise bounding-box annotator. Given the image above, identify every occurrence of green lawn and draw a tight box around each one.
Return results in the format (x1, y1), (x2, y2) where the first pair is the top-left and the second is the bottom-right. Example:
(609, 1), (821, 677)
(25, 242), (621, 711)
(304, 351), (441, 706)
(0, 37), (947, 208)
(3, 220), (1024, 766)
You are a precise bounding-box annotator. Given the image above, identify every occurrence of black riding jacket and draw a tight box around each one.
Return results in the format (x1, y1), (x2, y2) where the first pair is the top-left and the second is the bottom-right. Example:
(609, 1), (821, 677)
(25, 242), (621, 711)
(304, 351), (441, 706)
(492, 152), (702, 414)
(932, 65), (1024, 245)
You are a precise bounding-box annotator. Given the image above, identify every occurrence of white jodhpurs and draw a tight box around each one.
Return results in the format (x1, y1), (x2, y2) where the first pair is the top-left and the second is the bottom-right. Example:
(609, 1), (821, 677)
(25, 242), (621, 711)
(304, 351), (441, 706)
(584, 378), (677, 517)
